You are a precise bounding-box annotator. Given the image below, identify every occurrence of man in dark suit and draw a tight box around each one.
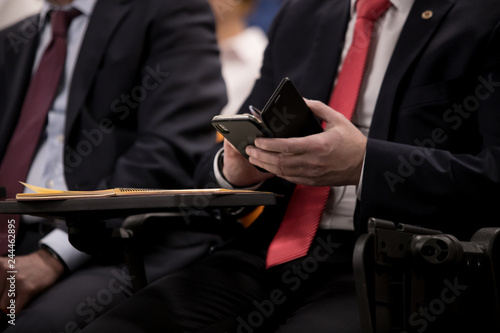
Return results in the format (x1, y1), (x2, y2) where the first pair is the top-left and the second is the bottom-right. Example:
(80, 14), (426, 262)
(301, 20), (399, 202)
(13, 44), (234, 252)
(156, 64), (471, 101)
(81, 0), (500, 331)
(0, 0), (226, 331)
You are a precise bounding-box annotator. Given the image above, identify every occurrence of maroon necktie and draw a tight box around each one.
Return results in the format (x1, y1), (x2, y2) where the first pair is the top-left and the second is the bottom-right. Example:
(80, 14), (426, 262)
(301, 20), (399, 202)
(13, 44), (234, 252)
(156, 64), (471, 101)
(0, 9), (81, 255)
(266, 0), (391, 268)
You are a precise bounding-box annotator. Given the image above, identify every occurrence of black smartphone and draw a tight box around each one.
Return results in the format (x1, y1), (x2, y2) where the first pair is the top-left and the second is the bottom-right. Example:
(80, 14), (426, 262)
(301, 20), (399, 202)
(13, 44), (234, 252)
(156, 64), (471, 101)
(212, 114), (273, 158)
(211, 77), (322, 158)
(260, 77), (323, 138)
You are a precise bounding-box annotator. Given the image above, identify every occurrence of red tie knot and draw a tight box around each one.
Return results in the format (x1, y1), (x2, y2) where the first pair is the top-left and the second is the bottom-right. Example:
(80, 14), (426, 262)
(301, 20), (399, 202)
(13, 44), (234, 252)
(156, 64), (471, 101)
(51, 8), (81, 38)
(356, 0), (392, 21)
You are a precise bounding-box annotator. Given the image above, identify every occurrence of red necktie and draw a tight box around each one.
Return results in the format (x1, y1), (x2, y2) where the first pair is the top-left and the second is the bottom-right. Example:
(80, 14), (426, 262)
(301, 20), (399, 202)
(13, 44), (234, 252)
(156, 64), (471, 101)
(266, 0), (391, 268)
(0, 9), (81, 255)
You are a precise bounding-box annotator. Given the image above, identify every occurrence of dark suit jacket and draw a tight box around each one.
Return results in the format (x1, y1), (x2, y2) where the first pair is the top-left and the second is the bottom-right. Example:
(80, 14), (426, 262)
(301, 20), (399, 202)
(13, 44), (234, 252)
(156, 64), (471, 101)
(197, 0), (500, 247)
(0, 0), (226, 193)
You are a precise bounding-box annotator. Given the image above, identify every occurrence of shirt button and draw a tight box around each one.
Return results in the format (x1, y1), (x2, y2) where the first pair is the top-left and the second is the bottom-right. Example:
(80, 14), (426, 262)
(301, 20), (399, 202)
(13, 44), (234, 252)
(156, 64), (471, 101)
(46, 180), (55, 188)
(57, 135), (64, 144)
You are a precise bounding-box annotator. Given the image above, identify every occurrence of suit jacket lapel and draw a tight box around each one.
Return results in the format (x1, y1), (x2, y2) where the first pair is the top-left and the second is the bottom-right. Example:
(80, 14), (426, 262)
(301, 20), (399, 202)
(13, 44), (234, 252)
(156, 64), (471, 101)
(299, 0), (351, 102)
(0, 17), (40, 157)
(66, 0), (132, 137)
(369, 0), (455, 140)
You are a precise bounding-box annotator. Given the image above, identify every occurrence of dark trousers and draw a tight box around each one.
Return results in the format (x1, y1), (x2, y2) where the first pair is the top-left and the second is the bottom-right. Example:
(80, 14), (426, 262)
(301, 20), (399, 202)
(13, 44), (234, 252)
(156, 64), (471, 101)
(3, 220), (223, 333)
(81, 230), (361, 332)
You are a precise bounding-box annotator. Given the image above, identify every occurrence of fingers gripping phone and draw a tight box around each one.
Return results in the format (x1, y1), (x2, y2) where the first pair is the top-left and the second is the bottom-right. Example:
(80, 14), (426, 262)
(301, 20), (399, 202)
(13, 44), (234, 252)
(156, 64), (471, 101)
(211, 77), (322, 163)
(212, 114), (273, 158)
(259, 77), (323, 139)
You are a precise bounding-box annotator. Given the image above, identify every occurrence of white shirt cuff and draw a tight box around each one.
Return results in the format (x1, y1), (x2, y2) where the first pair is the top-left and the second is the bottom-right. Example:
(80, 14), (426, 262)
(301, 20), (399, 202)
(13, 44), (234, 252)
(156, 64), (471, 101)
(39, 229), (92, 271)
(213, 148), (264, 190)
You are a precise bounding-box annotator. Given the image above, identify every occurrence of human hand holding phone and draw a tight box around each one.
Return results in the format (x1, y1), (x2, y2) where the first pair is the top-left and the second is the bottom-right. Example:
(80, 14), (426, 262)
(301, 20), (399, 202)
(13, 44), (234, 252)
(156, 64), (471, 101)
(222, 138), (275, 187)
(246, 99), (367, 187)
(212, 77), (322, 177)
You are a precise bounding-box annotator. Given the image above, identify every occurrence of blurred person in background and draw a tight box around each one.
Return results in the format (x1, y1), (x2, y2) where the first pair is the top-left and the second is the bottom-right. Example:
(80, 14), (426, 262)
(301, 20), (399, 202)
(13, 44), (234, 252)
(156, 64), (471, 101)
(0, 0), (226, 331)
(209, 0), (268, 117)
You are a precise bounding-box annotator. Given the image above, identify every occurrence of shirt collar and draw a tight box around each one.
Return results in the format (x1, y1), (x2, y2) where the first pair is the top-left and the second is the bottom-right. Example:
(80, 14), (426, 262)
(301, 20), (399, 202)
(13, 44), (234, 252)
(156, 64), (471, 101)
(39, 0), (98, 29)
(351, 0), (412, 15)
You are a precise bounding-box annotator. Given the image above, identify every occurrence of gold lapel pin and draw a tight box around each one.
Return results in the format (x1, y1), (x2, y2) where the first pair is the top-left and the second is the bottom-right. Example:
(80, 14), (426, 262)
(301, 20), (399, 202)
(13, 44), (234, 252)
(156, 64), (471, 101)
(422, 10), (433, 20)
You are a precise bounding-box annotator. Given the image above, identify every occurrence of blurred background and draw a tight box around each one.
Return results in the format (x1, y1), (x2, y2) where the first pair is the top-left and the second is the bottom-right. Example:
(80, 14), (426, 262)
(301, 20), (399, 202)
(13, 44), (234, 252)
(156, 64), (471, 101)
(0, 0), (42, 30)
(0, 0), (282, 31)
(248, 0), (282, 32)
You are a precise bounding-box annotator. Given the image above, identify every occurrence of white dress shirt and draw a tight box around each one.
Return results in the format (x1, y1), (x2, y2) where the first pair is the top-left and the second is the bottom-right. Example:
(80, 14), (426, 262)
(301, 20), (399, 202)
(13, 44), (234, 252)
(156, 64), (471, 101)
(215, 0), (415, 230)
(320, 0), (414, 230)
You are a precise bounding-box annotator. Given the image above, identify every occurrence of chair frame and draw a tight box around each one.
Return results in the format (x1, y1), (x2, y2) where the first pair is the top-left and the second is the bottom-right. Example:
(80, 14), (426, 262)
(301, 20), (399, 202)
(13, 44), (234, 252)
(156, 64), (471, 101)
(353, 218), (500, 332)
